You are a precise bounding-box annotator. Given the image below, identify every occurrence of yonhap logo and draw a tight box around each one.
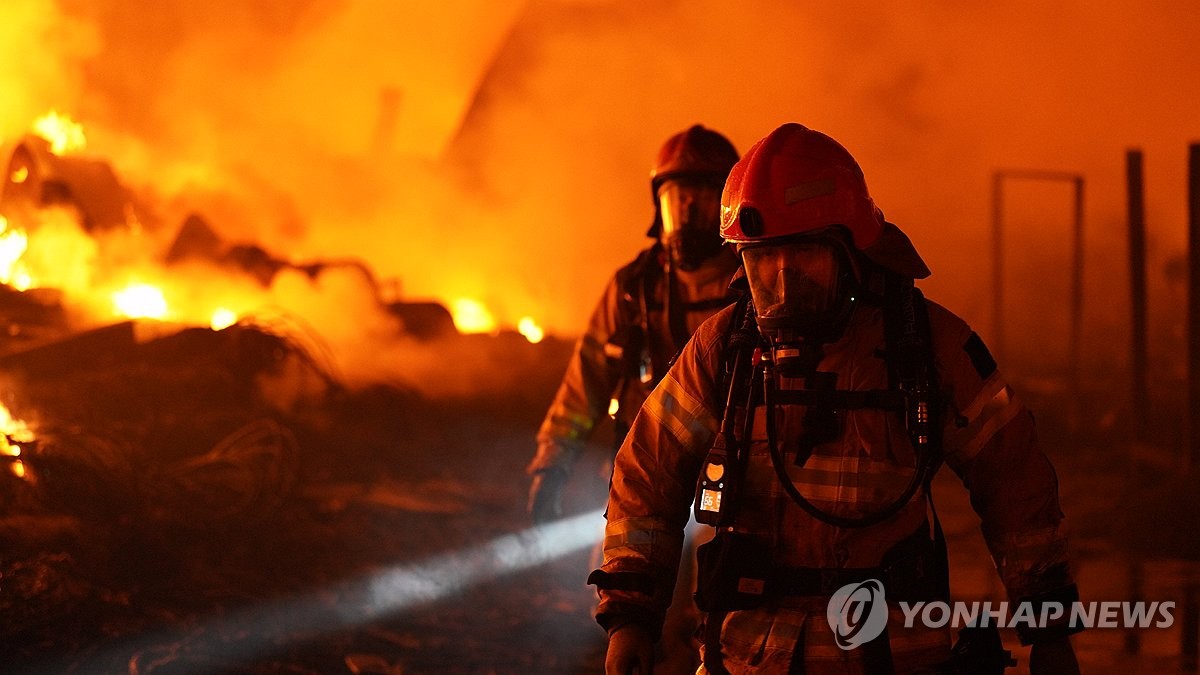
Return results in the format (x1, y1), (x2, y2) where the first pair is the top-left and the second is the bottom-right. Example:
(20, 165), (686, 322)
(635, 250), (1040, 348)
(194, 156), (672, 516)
(826, 579), (889, 650)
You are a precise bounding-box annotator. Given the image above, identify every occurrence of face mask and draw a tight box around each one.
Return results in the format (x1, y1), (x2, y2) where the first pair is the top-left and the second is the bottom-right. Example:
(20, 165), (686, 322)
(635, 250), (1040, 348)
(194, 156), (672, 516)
(658, 179), (724, 271)
(742, 243), (844, 325)
(740, 238), (856, 374)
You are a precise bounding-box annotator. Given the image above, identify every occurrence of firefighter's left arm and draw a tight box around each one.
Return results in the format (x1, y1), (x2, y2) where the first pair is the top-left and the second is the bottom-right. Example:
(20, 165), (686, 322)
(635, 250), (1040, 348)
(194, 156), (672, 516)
(588, 310), (728, 639)
(935, 310), (1081, 646)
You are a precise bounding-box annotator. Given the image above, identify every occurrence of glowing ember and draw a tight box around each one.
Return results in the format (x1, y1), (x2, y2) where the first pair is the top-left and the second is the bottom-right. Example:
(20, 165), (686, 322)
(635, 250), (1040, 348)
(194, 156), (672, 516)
(608, 397), (620, 418)
(517, 316), (544, 343)
(113, 283), (169, 319)
(211, 308), (238, 330)
(0, 216), (31, 288)
(31, 110), (87, 156)
(451, 298), (497, 334)
(10, 165), (28, 184)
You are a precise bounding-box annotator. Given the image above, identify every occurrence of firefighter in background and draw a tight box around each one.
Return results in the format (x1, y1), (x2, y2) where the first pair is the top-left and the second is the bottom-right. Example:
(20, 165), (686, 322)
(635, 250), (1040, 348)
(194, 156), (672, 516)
(591, 124), (1081, 674)
(526, 124), (741, 520)
(528, 124), (740, 675)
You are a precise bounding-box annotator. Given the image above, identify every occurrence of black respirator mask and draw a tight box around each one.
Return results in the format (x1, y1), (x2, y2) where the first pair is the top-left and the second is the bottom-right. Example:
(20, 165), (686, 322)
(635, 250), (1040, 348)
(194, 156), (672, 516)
(658, 178), (725, 271)
(740, 237), (858, 375)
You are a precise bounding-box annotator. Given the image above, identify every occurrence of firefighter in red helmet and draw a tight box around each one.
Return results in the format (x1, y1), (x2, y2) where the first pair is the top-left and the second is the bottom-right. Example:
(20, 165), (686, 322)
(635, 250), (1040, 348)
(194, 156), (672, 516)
(591, 124), (1081, 674)
(527, 124), (740, 674)
(527, 124), (741, 520)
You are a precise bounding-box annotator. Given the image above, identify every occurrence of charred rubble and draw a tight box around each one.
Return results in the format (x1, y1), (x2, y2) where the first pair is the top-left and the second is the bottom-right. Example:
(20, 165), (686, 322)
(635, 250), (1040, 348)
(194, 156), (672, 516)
(0, 138), (592, 673)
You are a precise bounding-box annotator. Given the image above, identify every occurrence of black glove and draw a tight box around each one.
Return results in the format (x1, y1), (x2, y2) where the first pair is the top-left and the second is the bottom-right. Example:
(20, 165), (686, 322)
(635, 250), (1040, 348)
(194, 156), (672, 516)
(528, 468), (568, 524)
(605, 623), (654, 675)
(1029, 636), (1079, 675)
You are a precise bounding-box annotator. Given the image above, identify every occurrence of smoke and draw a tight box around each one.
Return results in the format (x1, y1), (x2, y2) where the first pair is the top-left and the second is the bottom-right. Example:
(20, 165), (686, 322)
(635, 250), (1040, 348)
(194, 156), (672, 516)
(0, 0), (97, 139)
(2, 0), (1198, 390)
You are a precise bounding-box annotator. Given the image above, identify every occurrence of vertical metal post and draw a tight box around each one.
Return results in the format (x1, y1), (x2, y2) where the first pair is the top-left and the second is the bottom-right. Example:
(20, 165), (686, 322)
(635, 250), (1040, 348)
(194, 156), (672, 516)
(1187, 142), (1200, 672)
(1190, 142), (1200, 473)
(1068, 177), (1085, 435)
(1124, 149), (1148, 657)
(992, 172), (1005, 360)
(1127, 150), (1150, 443)
(1185, 580), (1199, 672)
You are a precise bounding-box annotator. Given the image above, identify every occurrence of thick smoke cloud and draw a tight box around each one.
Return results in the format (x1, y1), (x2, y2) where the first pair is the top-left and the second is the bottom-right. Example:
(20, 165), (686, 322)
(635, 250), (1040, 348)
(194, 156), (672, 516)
(3, 0), (1198, 386)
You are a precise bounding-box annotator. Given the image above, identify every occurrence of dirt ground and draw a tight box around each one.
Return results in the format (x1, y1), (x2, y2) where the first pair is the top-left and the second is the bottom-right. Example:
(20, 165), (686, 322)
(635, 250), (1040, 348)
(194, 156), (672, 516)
(0, 323), (1195, 674)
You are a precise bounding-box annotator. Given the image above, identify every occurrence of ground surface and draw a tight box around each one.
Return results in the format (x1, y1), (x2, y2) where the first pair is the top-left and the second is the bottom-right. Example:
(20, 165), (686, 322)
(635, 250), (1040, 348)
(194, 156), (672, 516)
(0, 325), (1194, 674)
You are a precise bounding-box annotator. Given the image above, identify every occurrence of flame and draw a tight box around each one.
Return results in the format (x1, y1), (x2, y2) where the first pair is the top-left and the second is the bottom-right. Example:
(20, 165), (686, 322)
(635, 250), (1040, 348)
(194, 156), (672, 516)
(31, 110), (87, 156)
(608, 397), (620, 418)
(517, 316), (544, 343)
(451, 298), (497, 334)
(211, 307), (238, 330)
(113, 283), (169, 319)
(10, 165), (28, 184)
(0, 216), (33, 289)
(0, 401), (33, 481)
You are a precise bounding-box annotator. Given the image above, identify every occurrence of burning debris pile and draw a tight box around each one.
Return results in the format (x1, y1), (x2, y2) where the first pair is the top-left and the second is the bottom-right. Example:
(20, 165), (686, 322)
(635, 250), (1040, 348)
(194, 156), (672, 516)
(0, 112), (579, 672)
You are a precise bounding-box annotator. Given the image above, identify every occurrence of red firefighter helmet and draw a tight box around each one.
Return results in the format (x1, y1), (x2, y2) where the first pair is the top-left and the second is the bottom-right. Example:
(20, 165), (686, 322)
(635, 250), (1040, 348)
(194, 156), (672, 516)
(720, 123), (930, 279)
(647, 125), (739, 237)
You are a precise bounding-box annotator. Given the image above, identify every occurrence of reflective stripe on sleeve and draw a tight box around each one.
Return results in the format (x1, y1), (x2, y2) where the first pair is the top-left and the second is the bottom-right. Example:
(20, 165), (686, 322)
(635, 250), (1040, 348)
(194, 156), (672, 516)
(603, 516), (684, 571)
(542, 405), (595, 443)
(642, 373), (718, 450)
(987, 522), (1071, 585)
(944, 373), (1023, 469)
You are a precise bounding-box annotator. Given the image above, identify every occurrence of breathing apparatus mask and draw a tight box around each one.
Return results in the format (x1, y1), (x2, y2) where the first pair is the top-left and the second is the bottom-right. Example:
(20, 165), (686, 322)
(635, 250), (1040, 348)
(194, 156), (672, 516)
(658, 177), (725, 271)
(739, 234), (859, 376)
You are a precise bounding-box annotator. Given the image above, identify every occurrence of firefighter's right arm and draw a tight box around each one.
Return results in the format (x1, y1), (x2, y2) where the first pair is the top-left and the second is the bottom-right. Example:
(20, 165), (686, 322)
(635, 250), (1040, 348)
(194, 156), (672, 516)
(589, 311), (728, 638)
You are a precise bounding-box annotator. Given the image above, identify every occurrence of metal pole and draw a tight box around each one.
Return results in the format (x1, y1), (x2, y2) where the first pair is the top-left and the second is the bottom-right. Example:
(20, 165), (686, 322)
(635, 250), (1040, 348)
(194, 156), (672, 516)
(1190, 142), (1200, 473)
(1186, 142), (1200, 672)
(1124, 149), (1147, 657)
(1127, 149), (1150, 444)
(992, 172), (1005, 361)
(1068, 177), (1085, 436)
(1185, 580), (1199, 672)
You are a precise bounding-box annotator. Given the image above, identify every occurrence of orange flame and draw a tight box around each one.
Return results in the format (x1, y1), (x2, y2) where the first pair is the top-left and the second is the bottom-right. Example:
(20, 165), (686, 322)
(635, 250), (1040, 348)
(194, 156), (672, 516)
(0, 216), (33, 290)
(210, 307), (238, 330)
(517, 316), (544, 343)
(31, 110), (86, 156)
(0, 401), (33, 480)
(451, 298), (497, 334)
(112, 283), (169, 319)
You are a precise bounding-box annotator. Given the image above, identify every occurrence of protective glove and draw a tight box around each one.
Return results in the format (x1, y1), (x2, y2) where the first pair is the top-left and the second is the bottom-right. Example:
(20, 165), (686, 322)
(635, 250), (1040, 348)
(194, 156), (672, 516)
(1029, 635), (1079, 675)
(528, 467), (568, 524)
(605, 622), (655, 675)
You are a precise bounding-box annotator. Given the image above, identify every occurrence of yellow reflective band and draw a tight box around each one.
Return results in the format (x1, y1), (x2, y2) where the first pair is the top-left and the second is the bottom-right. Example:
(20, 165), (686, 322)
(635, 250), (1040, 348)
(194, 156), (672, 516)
(545, 406), (595, 441)
(786, 482), (920, 507)
(602, 516), (682, 570)
(775, 454), (919, 506)
(988, 523), (1070, 573)
(945, 375), (1022, 467)
(643, 374), (718, 449)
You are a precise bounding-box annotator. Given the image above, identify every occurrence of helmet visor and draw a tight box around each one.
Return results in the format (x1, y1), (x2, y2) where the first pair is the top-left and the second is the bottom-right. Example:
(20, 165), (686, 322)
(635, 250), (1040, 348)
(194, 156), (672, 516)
(658, 178), (724, 270)
(741, 241), (844, 323)
(658, 179), (722, 239)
